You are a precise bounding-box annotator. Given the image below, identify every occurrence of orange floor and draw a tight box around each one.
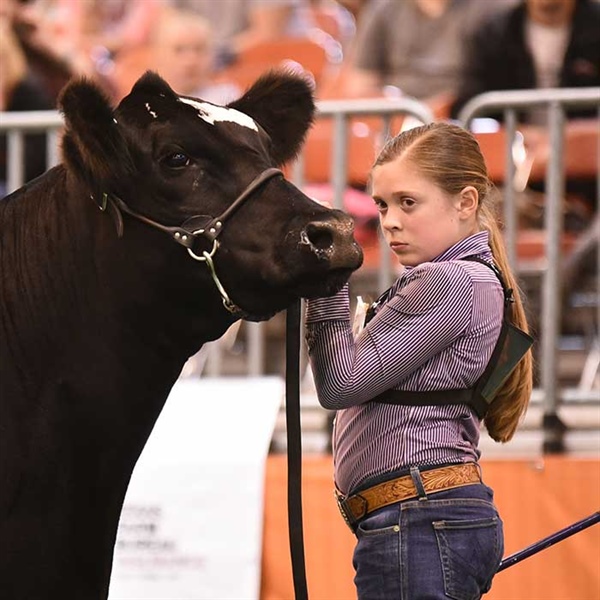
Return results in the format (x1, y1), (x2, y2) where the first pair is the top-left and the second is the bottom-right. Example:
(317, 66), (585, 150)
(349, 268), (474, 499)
(260, 455), (600, 600)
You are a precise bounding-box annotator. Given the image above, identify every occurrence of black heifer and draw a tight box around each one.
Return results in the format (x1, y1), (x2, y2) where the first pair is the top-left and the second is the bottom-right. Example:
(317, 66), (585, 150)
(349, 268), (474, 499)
(0, 70), (362, 599)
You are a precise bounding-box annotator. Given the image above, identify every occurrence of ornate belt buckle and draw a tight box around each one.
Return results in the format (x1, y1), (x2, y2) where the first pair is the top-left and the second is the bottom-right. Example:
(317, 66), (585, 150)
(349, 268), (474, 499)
(334, 490), (358, 532)
(335, 490), (368, 533)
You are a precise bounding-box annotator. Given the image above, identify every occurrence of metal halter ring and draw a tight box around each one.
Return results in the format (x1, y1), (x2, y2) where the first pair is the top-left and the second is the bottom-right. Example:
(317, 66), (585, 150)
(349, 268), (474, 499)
(186, 236), (219, 262)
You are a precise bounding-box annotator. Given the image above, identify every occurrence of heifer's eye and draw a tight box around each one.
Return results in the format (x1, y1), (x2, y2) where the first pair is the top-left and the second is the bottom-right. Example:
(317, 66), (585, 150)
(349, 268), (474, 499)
(162, 152), (191, 169)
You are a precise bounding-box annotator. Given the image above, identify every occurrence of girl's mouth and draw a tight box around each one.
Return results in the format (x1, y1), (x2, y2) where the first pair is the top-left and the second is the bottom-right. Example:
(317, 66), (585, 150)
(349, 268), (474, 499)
(390, 242), (407, 250)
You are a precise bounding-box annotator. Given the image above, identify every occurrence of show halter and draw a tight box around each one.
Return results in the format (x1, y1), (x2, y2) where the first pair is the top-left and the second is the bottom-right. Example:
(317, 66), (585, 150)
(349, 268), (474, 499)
(91, 168), (282, 317)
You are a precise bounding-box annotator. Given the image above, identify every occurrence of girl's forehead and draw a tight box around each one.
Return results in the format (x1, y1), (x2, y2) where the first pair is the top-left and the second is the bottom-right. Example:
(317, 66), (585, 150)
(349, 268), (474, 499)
(375, 153), (421, 175)
(372, 156), (427, 189)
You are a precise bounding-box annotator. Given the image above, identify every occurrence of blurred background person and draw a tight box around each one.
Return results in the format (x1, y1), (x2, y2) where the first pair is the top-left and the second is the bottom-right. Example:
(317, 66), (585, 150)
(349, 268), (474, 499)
(0, 17), (53, 196)
(11, 0), (162, 101)
(8, 0), (80, 102)
(333, 0), (371, 22)
(168, 0), (316, 69)
(77, 0), (162, 60)
(451, 0), (600, 121)
(450, 0), (599, 223)
(451, 0), (600, 332)
(152, 7), (241, 104)
(336, 0), (514, 112)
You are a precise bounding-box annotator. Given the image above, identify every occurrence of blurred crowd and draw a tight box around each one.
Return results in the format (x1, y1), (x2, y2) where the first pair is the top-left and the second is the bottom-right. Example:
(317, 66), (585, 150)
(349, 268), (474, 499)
(2, 1), (597, 108)
(1, 0), (599, 304)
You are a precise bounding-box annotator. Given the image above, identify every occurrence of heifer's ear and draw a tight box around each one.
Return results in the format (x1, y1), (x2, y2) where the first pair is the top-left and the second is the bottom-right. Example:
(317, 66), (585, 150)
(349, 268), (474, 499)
(58, 77), (134, 188)
(129, 70), (178, 99)
(229, 69), (316, 165)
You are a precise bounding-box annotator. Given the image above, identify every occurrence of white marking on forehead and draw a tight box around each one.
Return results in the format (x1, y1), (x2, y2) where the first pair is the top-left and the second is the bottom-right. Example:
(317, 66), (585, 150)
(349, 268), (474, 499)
(145, 103), (158, 119)
(178, 96), (258, 131)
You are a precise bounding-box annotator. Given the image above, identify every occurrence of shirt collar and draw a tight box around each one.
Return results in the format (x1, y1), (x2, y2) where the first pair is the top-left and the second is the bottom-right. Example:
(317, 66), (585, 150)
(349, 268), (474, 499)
(396, 231), (492, 285)
(431, 231), (492, 263)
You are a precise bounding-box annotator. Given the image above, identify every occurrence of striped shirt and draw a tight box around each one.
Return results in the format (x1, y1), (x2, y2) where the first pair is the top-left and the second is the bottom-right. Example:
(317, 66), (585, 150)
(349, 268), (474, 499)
(305, 232), (504, 494)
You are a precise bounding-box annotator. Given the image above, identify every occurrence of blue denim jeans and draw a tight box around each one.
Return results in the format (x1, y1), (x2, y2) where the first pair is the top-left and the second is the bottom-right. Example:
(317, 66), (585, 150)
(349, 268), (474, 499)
(352, 478), (504, 600)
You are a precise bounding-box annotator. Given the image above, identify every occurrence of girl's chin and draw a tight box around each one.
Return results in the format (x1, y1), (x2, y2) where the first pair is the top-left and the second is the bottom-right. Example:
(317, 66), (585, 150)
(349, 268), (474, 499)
(392, 251), (426, 267)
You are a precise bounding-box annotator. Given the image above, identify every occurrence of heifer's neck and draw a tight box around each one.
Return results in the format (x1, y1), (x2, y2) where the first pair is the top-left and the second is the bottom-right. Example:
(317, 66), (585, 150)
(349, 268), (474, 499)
(4, 166), (235, 393)
(0, 167), (237, 598)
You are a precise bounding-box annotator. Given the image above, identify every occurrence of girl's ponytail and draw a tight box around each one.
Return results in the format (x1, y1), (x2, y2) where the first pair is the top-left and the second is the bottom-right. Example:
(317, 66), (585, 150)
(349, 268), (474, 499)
(480, 201), (533, 442)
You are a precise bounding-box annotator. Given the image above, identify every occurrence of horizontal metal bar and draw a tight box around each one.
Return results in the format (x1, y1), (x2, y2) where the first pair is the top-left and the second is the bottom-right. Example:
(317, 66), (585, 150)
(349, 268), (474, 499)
(529, 388), (600, 405)
(459, 87), (600, 125)
(316, 97), (434, 123)
(0, 110), (64, 131)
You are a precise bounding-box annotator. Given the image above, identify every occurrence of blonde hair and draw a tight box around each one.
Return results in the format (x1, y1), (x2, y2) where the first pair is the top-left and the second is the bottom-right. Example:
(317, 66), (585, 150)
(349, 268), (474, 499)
(372, 122), (533, 442)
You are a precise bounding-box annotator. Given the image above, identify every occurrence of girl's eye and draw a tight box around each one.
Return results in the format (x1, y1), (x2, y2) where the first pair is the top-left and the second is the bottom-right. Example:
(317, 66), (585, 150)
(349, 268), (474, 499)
(162, 152), (191, 169)
(400, 197), (416, 208)
(373, 198), (387, 212)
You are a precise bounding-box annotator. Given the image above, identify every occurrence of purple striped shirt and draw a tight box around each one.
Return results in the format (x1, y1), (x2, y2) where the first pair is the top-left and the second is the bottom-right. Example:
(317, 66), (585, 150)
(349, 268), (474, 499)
(305, 232), (504, 494)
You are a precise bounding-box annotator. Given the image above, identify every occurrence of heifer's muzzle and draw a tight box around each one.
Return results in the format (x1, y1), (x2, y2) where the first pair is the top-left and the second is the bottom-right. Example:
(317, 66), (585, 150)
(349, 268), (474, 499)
(300, 214), (361, 269)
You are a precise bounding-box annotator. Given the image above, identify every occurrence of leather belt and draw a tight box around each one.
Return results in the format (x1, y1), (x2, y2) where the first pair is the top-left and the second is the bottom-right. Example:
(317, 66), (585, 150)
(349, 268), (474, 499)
(335, 463), (481, 531)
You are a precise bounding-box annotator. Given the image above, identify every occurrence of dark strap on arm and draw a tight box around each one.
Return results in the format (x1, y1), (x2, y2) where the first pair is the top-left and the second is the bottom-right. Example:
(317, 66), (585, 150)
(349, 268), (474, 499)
(373, 255), (532, 419)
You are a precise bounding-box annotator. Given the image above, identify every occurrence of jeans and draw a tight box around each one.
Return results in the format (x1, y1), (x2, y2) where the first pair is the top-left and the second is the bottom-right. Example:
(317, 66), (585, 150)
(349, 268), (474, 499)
(352, 480), (504, 600)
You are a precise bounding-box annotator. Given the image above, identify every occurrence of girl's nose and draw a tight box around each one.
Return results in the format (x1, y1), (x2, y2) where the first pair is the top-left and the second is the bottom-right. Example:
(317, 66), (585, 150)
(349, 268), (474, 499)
(381, 211), (401, 231)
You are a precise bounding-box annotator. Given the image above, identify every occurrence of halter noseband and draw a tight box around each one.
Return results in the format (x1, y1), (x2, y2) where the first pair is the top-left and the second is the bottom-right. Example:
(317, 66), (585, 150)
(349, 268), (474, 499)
(93, 167), (283, 316)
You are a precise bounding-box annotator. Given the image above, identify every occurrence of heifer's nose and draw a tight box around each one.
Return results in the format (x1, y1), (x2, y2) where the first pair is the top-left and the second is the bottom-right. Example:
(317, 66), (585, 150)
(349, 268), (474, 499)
(301, 214), (363, 268)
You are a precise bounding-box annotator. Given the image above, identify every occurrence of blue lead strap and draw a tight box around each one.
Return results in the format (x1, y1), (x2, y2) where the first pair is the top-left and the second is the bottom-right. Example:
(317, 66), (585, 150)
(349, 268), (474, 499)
(497, 511), (600, 572)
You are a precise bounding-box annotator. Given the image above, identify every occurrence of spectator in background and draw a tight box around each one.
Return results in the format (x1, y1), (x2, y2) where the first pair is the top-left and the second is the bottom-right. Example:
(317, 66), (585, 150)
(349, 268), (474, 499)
(450, 0), (599, 216)
(451, 0), (600, 121)
(8, 0), (74, 102)
(77, 0), (162, 59)
(451, 0), (600, 322)
(338, 0), (513, 108)
(12, 0), (96, 82)
(11, 0), (162, 101)
(0, 17), (53, 196)
(152, 8), (241, 104)
(334, 0), (371, 22)
(168, 0), (316, 69)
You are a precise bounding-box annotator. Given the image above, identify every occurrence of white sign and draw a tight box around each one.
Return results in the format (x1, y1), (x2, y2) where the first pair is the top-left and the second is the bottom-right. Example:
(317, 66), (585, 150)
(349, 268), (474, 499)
(109, 377), (283, 600)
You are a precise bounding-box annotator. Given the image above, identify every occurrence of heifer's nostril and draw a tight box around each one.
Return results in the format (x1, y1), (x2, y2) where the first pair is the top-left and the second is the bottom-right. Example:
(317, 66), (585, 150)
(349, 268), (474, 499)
(305, 223), (334, 251)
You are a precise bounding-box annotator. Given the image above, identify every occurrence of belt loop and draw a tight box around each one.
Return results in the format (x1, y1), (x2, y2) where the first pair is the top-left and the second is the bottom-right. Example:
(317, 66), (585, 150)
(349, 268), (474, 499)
(410, 467), (428, 500)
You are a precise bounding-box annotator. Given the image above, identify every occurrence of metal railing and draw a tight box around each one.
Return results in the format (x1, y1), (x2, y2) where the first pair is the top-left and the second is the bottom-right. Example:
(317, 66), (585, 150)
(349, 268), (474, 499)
(0, 110), (63, 194)
(2, 89), (598, 452)
(458, 87), (600, 450)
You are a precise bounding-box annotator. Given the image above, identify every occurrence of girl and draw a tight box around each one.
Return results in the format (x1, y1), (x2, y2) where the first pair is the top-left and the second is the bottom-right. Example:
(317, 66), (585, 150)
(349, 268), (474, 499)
(305, 122), (533, 599)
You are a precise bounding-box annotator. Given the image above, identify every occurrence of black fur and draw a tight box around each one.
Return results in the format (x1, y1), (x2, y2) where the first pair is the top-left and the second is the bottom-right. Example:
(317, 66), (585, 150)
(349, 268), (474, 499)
(59, 78), (135, 190)
(229, 68), (316, 165)
(0, 69), (361, 600)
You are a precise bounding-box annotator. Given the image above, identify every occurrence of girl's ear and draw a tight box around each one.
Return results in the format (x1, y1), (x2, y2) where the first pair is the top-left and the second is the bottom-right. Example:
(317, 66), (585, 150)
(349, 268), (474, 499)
(457, 185), (479, 218)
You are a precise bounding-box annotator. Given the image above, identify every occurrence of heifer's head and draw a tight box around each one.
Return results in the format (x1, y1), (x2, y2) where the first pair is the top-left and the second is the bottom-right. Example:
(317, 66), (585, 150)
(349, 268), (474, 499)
(58, 70), (362, 320)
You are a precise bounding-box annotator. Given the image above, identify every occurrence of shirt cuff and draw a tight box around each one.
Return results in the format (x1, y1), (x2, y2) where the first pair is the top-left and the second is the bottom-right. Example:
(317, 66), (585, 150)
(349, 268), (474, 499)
(305, 284), (350, 323)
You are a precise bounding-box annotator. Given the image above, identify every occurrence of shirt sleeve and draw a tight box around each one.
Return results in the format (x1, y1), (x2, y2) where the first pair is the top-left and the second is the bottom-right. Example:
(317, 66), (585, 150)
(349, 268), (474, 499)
(305, 263), (475, 409)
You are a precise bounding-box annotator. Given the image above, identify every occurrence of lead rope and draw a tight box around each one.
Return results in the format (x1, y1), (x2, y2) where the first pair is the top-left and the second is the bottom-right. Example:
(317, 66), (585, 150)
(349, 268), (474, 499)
(285, 299), (309, 600)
